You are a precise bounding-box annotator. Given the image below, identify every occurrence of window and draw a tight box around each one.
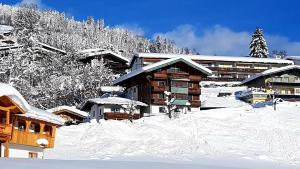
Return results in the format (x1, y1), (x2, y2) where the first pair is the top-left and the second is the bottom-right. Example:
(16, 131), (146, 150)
(294, 88), (300, 95)
(43, 125), (52, 136)
(273, 77), (281, 82)
(282, 77), (289, 82)
(171, 81), (188, 88)
(188, 95), (192, 101)
(157, 81), (165, 87)
(168, 67), (180, 73)
(188, 83), (193, 88)
(295, 77), (300, 82)
(15, 120), (26, 131)
(111, 108), (120, 112)
(29, 152), (38, 158)
(29, 122), (40, 133)
(158, 93), (165, 99)
(159, 107), (166, 113)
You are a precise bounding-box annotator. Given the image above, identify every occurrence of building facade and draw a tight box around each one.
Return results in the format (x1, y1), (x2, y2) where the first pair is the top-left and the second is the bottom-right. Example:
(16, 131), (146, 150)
(239, 65), (300, 103)
(114, 57), (212, 115)
(129, 53), (293, 82)
(0, 83), (64, 158)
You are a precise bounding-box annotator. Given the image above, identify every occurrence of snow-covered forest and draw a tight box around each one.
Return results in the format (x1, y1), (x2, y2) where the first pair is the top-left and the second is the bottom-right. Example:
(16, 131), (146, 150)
(0, 4), (191, 109)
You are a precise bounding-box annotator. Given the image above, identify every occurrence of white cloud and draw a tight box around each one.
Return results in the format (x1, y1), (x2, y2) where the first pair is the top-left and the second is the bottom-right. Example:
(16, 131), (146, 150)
(116, 24), (145, 36)
(15, 0), (44, 9)
(154, 24), (300, 56)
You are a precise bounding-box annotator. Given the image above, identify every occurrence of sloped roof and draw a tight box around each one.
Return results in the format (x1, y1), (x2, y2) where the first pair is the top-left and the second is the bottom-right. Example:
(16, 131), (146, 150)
(47, 106), (89, 118)
(129, 53), (293, 66)
(77, 48), (129, 63)
(114, 57), (212, 85)
(240, 65), (300, 85)
(0, 83), (65, 125)
(79, 96), (147, 111)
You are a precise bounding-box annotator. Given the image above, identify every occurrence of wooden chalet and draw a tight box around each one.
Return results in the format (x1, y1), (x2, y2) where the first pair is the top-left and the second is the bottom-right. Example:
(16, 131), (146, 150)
(47, 106), (88, 125)
(0, 83), (64, 158)
(129, 53), (293, 82)
(77, 49), (129, 74)
(79, 95), (147, 121)
(239, 65), (300, 103)
(114, 57), (212, 115)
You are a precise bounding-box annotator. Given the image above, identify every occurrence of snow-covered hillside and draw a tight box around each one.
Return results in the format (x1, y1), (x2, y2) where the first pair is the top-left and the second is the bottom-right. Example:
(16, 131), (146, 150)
(46, 101), (300, 165)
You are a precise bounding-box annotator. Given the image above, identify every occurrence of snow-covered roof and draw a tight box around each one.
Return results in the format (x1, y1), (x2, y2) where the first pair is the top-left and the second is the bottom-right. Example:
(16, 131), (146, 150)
(240, 65), (300, 85)
(0, 83), (65, 125)
(77, 48), (129, 63)
(0, 25), (13, 34)
(285, 56), (300, 60)
(47, 106), (89, 118)
(130, 53), (293, 66)
(100, 86), (124, 93)
(88, 97), (147, 106)
(37, 41), (67, 55)
(114, 57), (212, 85)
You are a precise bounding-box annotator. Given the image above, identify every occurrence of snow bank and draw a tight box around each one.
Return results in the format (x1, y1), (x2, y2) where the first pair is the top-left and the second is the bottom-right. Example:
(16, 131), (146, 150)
(47, 101), (300, 164)
(201, 86), (248, 108)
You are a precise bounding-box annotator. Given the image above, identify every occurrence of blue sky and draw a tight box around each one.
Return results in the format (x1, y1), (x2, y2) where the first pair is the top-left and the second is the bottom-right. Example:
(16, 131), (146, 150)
(3, 0), (300, 55)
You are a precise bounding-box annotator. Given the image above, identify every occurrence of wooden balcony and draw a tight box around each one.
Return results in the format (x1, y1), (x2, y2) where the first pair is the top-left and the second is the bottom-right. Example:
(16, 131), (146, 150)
(104, 113), (141, 120)
(190, 100), (201, 107)
(188, 88), (201, 95)
(153, 73), (168, 79)
(10, 129), (55, 148)
(189, 75), (202, 82)
(0, 124), (12, 136)
(152, 98), (166, 105)
(152, 86), (168, 92)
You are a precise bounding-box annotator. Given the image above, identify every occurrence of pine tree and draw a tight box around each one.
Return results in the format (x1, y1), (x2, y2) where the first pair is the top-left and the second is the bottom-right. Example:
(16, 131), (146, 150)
(249, 28), (269, 58)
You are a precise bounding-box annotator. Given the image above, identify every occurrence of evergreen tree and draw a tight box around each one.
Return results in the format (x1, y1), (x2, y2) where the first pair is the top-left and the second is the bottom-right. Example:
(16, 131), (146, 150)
(249, 28), (269, 58)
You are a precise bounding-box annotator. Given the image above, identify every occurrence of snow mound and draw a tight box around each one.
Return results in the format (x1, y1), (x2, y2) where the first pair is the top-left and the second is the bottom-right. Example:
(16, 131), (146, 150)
(46, 102), (300, 164)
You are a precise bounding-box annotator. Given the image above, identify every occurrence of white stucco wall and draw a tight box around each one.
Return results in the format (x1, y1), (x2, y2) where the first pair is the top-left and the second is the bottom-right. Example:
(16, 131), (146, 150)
(0, 143), (43, 158)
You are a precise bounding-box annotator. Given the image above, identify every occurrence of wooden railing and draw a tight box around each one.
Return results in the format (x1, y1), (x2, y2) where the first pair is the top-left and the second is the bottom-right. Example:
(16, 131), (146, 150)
(188, 88), (201, 95)
(104, 113), (141, 120)
(10, 129), (55, 148)
(190, 100), (201, 107)
(152, 86), (168, 92)
(153, 73), (168, 79)
(189, 75), (202, 82)
(0, 124), (12, 136)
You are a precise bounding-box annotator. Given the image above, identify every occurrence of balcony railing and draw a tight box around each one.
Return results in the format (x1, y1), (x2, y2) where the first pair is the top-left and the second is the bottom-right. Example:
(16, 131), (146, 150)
(189, 75), (202, 82)
(190, 100), (201, 107)
(188, 88), (201, 95)
(0, 124), (12, 136)
(10, 129), (55, 148)
(104, 113), (140, 120)
(153, 73), (168, 79)
(152, 86), (168, 92)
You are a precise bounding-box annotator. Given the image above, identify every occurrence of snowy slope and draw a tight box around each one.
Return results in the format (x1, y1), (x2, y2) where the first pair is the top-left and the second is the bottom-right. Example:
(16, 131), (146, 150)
(201, 86), (248, 108)
(46, 101), (300, 164)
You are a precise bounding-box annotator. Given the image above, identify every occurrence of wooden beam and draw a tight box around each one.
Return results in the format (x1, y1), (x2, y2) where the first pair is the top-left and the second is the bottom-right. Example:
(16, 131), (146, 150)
(0, 106), (16, 112)
(4, 140), (9, 158)
(6, 110), (10, 125)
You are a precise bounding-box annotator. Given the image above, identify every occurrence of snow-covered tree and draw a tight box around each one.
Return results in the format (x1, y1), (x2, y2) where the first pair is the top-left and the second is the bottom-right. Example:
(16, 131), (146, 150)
(249, 28), (269, 58)
(164, 91), (177, 119)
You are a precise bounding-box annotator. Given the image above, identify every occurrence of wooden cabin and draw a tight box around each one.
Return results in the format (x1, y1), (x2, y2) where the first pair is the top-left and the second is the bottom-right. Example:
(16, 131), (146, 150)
(79, 95), (147, 121)
(0, 83), (64, 158)
(239, 65), (300, 103)
(47, 106), (88, 125)
(77, 49), (129, 74)
(129, 53), (293, 82)
(114, 57), (212, 115)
